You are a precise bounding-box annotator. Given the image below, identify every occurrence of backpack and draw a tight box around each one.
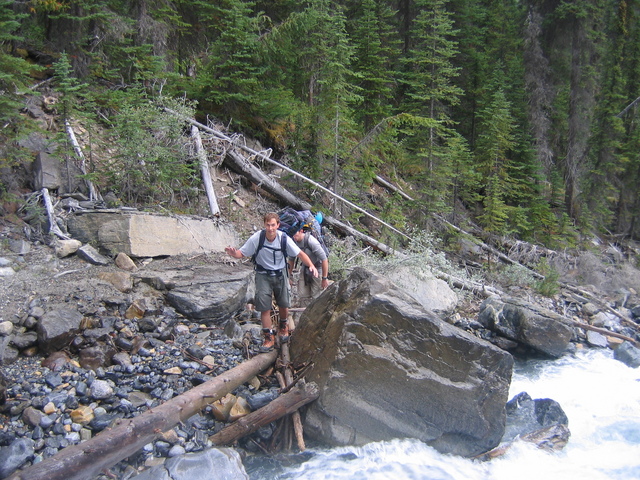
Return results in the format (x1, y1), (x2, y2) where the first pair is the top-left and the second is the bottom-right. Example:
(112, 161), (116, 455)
(252, 230), (288, 270)
(277, 207), (306, 236)
(300, 212), (330, 258)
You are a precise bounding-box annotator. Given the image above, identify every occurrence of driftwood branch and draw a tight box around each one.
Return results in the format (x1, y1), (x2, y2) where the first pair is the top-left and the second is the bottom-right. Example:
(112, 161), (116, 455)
(41, 188), (70, 240)
(209, 381), (318, 446)
(191, 125), (220, 216)
(570, 319), (640, 347)
(64, 119), (101, 202)
(8, 351), (278, 480)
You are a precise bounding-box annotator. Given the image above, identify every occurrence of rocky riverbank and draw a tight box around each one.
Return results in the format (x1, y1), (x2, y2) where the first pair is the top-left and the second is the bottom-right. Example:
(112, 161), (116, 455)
(0, 228), (278, 479)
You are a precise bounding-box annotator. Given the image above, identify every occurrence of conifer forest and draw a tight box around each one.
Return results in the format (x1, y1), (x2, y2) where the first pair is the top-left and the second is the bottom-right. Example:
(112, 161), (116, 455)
(2, 0), (640, 248)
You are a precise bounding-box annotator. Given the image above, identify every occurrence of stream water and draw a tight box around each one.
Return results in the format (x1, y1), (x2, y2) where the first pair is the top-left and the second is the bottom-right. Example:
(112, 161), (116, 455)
(245, 348), (640, 480)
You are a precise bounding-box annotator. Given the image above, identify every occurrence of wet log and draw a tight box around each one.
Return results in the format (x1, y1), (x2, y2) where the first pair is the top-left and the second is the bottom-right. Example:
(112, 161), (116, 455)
(8, 351), (278, 480)
(209, 380), (319, 446)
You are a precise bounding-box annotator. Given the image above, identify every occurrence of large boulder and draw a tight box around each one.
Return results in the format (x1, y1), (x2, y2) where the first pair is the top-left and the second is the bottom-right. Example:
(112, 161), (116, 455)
(67, 211), (238, 257)
(477, 296), (573, 358)
(140, 263), (254, 324)
(290, 267), (514, 457)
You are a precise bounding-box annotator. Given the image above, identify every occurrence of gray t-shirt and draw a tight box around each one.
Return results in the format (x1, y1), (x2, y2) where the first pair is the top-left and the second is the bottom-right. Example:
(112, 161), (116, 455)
(296, 232), (327, 266)
(240, 230), (301, 270)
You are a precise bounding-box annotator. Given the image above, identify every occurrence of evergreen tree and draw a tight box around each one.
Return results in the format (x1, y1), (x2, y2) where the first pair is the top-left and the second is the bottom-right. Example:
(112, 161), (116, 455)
(196, 0), (266, 125)
(0, 0), (39, 175)
(399, 0), (463, 214)
(475, 87), (519, 234)
(0, 0), (33, 126)
(346, 0), (399, 132)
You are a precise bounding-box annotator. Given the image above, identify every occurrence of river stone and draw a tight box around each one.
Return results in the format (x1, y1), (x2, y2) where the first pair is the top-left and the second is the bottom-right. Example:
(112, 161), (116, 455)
(477, 295), (573, 358)
(0, 438), (34, 478)
(53, 239), (82, 258)
(290, 267), (513, 457)
(36, 308), (84, 355)
(130, 447), (249, 480)
(502, 391), (569, 443)
(613, 341), (640, 368)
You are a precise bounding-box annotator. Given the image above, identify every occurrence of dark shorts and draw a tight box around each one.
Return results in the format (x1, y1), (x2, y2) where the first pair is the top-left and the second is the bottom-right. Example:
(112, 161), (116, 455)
(254, 271), (290, 311)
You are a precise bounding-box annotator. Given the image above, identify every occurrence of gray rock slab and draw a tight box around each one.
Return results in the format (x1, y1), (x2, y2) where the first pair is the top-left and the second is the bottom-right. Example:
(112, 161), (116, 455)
(67, 212), (238, 258)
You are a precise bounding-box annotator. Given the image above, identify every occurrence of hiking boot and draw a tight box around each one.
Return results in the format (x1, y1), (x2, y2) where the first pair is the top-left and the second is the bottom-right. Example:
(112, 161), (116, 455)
(259, 328), (275, 353)
(278, 319), (290, 343)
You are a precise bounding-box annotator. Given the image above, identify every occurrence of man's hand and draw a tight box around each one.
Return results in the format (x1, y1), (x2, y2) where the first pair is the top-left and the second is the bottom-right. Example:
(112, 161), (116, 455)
(225, 246), (243, 259)
(308, 264), (319, 278)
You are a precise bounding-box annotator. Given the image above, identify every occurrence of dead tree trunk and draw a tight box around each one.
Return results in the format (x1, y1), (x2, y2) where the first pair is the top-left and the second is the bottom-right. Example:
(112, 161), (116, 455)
(191, 125), (220, 216)
(41, 188), (70, 240)
(8, 351), (278, 480)
(209, 381), (318, 446)
(65, 119), (101, 202)
(163, 108), (408, 241)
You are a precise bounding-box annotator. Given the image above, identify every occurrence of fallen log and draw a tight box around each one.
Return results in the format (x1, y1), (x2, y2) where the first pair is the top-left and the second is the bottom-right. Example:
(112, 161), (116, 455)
(222, 148), (405, 256)
(8, 351), (278, 480)
(209, 380), (318, 446)
(571, 318), (640, 347)
(163, 108), (409, 241)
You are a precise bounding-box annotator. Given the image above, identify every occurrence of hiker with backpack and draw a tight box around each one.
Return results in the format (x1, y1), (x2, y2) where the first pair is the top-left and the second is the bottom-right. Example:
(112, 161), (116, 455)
(224, 212), (318, 352)
(288, 227), (329, 307)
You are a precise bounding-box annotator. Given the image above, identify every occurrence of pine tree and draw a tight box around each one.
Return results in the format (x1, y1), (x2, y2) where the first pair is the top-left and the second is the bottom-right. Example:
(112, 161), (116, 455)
(347, 0), (399, 132)
(399, 0), (463, 214)
(0, 0), (33, 125)
(197, 0), (266, 124)
(475, 87), (518, 234)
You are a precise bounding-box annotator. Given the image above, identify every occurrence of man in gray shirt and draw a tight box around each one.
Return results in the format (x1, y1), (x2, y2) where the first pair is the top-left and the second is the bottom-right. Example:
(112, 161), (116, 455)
(225, 212), (317, 352)
(289, 227), (329, 308)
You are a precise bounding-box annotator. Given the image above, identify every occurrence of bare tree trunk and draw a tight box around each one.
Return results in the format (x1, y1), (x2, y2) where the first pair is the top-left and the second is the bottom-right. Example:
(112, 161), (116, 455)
(65, 119), (102, 202)
(191, 125), (220, 216)
(374, 175), (414, 201)
(209, 381), (318, 446)
(8, 351), (277, 480)
(41, 188), (70, 240)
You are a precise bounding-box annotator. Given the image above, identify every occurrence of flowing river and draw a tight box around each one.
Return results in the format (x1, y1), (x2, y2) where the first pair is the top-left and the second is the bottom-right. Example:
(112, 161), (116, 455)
(245, 348), (640, 480)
